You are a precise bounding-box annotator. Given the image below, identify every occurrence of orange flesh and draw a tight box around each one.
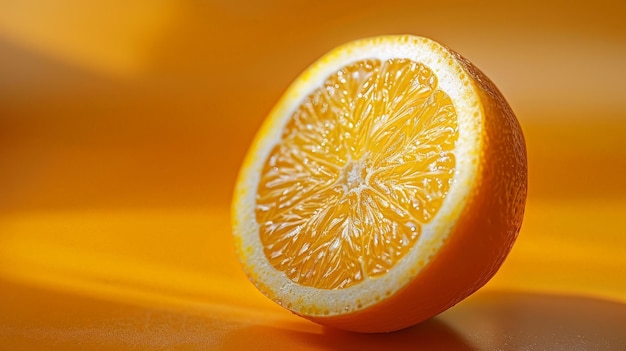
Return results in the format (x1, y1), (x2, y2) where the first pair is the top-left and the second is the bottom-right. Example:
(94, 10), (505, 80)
(255, 58), (459, 289)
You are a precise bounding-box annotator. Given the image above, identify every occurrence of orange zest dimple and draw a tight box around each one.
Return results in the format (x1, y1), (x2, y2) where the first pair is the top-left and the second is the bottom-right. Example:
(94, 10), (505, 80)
(232, 35), (527, 333)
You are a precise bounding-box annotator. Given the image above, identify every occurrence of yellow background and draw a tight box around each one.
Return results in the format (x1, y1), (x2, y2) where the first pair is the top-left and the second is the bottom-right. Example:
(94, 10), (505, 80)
(1, 0), (625, 349)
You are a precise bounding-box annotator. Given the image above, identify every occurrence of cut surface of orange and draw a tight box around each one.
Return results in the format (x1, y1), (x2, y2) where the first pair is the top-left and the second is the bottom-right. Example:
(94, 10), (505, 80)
(232, 35), (527, 333)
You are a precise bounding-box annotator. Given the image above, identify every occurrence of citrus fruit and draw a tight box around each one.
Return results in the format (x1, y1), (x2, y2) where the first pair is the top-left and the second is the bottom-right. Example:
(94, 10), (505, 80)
(232, 35), (527, 333)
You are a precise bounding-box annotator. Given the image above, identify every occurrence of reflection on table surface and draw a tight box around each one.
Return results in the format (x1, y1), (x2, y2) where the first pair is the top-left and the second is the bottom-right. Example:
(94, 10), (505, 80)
(1, 275), (625, 350)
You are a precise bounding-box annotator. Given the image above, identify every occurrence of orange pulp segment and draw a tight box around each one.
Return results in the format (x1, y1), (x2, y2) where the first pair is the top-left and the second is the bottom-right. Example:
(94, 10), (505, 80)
(256, 58), (458, 289)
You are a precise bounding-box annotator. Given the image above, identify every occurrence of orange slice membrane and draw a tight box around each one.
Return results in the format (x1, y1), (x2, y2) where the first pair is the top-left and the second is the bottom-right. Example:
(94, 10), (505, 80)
(255, 58), (459, 289)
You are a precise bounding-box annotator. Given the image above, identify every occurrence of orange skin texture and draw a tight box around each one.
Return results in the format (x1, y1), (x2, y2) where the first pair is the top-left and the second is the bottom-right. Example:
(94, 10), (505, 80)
(305, 51), (528, 333)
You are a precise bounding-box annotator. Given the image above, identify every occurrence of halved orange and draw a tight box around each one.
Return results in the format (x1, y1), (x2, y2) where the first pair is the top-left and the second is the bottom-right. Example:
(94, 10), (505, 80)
(232, 35), (527, 333)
